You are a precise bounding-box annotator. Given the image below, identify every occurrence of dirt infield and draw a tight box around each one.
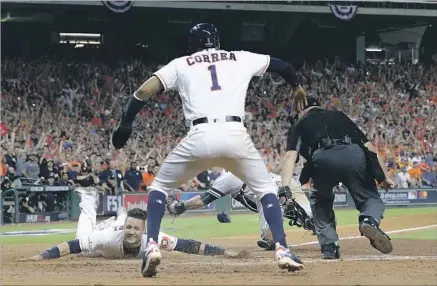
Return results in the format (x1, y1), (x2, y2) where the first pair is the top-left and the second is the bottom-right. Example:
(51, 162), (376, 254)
(2, 213), (437, 285)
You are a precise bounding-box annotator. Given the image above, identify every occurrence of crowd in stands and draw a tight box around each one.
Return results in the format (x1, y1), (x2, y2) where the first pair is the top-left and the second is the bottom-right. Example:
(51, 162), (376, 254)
(1, 56), (436, 197)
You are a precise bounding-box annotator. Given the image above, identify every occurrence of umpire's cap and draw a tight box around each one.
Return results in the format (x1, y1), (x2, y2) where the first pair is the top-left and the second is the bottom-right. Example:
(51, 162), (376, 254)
(302, 95), (321, 110)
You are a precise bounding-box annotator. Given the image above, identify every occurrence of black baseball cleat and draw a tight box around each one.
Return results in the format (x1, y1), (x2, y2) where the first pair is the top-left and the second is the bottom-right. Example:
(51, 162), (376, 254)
(321, 243), (340, 259)
(359, 217), (393, 254)
(257, 239), (275, 251)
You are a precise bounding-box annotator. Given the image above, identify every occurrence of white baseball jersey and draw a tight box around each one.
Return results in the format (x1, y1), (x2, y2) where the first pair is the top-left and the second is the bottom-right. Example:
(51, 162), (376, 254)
(78, 216), (178, 259)
(154, 49), (270, 123)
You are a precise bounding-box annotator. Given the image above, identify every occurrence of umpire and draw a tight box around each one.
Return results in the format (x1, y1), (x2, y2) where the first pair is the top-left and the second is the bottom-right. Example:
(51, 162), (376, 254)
(280, 96), (395, 259)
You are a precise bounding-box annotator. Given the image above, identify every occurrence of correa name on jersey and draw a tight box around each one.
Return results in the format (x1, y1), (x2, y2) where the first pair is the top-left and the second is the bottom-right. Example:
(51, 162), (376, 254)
(186, 52), (237, 66)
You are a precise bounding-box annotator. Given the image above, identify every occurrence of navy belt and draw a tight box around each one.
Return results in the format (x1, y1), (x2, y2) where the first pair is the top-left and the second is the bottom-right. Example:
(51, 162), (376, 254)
(192, 116), (242, 126)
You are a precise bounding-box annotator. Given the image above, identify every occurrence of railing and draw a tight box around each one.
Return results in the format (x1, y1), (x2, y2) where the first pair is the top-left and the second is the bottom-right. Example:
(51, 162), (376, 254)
(0, 189), (20, 224)
(1, 185), (73, 225)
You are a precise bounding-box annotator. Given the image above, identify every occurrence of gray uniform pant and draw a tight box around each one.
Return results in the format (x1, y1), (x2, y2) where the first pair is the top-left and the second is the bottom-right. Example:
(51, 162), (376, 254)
(309, 143), (385, 246)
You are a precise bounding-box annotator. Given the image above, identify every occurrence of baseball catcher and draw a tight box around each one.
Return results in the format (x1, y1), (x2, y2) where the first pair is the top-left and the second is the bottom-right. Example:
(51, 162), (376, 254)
(167, 171), (315, 251)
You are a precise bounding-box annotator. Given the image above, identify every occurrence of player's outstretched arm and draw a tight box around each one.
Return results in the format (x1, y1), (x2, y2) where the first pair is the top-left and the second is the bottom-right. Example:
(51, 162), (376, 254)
(180, 195), (207, 210)
(173, 238), (243, 258)
(18, 239), (83, 261)
(167, 187), (226, 216)
(158, 232), (245, 259)
(267, 58), (307, 111)
(167, 194), (207, 216)
(112, 76), (164, 149)
(123, 76), (164, 123)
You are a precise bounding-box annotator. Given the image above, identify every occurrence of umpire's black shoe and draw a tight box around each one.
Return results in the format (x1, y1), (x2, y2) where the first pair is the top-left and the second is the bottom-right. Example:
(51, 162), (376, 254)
(321, 243), (340, 259)
(359, 217), (393, 254)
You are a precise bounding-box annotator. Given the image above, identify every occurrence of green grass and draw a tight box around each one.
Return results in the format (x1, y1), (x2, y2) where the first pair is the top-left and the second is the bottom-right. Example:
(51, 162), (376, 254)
(0, 222), (78, 232)
(391, 228), (437, 240)
(1, 206), (436, 245)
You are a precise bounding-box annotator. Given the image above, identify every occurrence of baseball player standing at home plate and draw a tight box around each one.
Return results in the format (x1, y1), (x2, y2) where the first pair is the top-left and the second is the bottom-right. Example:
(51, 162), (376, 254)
(112, 23), (308, 277)
(167, 171), (315, 251)
(19, 188), (242, 261)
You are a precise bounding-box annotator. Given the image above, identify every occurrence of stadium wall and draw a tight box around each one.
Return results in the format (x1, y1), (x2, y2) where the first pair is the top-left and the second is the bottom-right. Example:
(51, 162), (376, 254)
(2, 188), (435, 224)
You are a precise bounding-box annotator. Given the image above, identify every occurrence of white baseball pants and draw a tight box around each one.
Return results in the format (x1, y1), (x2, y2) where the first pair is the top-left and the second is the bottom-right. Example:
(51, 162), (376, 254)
(150, 120), (277, 200)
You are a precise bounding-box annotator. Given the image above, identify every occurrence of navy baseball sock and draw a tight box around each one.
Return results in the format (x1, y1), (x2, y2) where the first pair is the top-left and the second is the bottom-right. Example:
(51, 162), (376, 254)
(173, 239), (226, 256)
(261, 193), (287, 248)
(146, 191), (166, 243)
(174, 239), (202, 254)
(204, 244), (226, 256)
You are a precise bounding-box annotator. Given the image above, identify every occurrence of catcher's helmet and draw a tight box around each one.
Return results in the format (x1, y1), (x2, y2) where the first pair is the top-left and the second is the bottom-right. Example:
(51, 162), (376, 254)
(188, 23), (220, 53)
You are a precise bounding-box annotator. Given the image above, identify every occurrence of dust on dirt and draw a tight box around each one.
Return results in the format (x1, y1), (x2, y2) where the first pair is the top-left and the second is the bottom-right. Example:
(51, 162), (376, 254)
(1, 213), (436, 285)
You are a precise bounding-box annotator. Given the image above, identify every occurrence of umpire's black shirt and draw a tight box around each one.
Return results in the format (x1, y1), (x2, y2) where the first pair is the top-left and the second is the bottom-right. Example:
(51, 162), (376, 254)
(286, 108), (369, 160)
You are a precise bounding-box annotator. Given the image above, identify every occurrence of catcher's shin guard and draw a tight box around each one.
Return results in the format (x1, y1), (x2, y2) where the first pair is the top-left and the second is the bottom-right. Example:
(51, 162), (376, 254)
(231, 189), (258, 213)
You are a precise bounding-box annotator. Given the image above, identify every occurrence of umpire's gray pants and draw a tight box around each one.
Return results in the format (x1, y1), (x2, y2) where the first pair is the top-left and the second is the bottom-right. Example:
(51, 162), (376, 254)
(310, 144), (385, 246)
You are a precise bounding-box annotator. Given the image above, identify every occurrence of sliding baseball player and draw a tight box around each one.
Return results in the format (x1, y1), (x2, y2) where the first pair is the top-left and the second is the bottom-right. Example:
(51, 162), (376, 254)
(19, 188), (242, 261)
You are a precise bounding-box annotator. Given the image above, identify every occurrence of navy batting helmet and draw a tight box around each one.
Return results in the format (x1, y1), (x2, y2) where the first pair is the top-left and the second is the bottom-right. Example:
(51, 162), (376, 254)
(188, 23), (220, 53)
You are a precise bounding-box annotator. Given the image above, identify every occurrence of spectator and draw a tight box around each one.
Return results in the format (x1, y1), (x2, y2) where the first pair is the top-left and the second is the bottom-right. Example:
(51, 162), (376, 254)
(422, 164), (437, 188)
(111, 161), (124, 193)
(395, 168), (411, 189)
(59, 172), (75, 187)
(22, 154), (40, 179)
(1, 176), (13, 192)
(98, 160), (112, 183)
(75, 166), (99, 188)
(142, 165), (155, 188)
(39, 159), (59, 181)
(0, 57), (436, 191)
(124, 162), (143, 192)
(408, 162), (422, 187)
(67, 163), (80, 181)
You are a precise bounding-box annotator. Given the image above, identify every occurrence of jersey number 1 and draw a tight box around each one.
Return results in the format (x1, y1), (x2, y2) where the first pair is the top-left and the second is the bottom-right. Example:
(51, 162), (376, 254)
(208, 65), (222, 91)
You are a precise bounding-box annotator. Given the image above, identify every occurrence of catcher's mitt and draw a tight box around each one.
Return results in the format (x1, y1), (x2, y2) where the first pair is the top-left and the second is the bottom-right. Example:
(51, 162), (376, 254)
(166, 190), (187, 217)
(279, 186), (315, 233)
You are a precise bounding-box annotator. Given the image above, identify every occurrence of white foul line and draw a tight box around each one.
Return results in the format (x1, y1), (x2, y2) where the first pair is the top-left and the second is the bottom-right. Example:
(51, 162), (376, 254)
(289, 224), (437, 247)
